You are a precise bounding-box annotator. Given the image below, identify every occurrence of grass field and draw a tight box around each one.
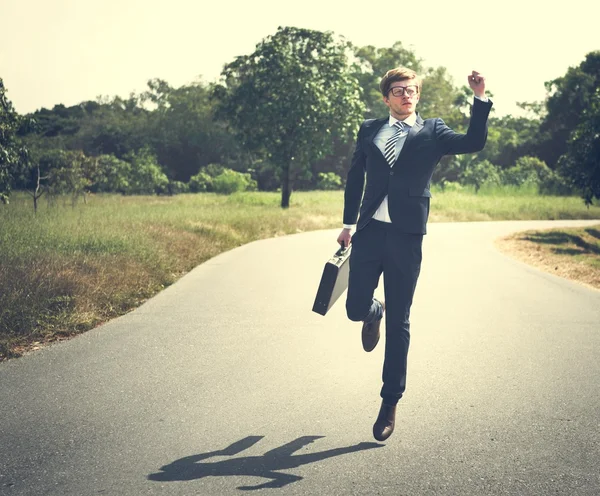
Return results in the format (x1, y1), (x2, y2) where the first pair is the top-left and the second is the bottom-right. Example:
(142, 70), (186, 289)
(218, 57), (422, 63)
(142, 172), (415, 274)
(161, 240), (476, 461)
(2, 188), (599, 360)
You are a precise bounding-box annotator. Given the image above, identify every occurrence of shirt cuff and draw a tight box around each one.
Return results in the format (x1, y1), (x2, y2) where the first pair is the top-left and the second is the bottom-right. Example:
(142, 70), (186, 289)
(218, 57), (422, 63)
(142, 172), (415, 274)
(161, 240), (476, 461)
(342, 224), (355, 230)
(474, 95), (489, 103)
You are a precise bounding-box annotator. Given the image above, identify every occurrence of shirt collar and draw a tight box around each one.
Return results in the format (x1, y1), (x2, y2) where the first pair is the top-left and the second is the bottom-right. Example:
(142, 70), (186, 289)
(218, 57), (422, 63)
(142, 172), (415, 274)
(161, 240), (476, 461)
(388, 112), (417, 128)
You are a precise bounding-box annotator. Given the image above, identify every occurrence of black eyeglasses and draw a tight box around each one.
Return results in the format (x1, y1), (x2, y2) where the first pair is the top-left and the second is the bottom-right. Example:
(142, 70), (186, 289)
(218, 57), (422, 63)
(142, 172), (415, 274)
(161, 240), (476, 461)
(389, 85), (419, 97)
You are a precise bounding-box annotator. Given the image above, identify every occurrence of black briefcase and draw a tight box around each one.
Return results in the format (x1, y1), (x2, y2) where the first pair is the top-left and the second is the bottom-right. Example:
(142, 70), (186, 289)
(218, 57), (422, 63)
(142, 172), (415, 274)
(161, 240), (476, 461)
(312, 245), (352, 316)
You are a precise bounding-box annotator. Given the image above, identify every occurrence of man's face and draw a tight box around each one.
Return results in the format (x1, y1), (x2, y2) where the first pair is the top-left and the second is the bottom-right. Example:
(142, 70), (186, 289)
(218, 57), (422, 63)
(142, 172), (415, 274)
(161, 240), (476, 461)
(383, 80), (420, 119)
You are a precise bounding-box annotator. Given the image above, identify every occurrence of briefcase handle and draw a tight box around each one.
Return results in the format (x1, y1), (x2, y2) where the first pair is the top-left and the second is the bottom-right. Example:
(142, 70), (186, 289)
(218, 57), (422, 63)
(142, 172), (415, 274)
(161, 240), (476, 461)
(335, 245), (350, 257)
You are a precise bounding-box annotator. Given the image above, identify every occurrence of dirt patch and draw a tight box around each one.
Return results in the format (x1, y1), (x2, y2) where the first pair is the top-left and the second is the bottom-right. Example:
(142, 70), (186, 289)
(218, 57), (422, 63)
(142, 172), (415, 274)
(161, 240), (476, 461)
(496, 225), (600, 291)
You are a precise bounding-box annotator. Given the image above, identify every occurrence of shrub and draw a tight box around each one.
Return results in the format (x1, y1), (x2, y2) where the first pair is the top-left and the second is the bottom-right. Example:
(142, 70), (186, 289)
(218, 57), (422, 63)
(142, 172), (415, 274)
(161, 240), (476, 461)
(125, 149), (168, 194)
(204, 163), (225, 178)
(539, 171), (575, 196)
(93, 154), (132, 193)
(212, 169), (257, 195)
(459, 160), (501, 192)
(502, 156), (548, 187)
(316, 172), (343, 190)
(166, 181), (189, 195)
(189, 171), (213, 192)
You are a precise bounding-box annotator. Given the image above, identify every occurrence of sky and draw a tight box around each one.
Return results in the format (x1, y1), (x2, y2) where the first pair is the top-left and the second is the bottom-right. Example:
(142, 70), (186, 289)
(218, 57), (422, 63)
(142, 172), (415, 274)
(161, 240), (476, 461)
(1, 0), (598, 117)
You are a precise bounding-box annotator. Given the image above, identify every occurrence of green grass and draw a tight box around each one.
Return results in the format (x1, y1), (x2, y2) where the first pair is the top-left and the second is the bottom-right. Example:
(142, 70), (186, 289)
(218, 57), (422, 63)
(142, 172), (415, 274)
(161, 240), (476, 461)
(429, 184), (600, 222)
(1, 189), (599, 360)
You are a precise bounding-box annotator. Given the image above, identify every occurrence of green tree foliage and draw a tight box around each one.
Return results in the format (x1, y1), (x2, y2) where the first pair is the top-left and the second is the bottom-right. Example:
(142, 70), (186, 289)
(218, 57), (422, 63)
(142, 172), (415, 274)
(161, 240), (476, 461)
(537, 51), (600, 168)
(477, 115), (540, 169)
(214, 26), (365, 207)
(0, 78), (27, 204)
(418, 67), (468, 129)
(77, 95), (150, 158)
(144, 79), (239, 181)
(19, 148), (95, 210)
(26, 97), (150, 159)
(21, 85), (236, 184)
(558, 87), (600, 204)
(45, 150), (95, 204)
(29, 102), (94, 138)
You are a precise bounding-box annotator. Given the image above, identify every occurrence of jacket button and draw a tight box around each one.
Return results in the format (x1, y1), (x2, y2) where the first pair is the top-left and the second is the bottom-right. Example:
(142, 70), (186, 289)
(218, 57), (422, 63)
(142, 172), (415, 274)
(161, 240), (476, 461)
(390, 170), (394, 176)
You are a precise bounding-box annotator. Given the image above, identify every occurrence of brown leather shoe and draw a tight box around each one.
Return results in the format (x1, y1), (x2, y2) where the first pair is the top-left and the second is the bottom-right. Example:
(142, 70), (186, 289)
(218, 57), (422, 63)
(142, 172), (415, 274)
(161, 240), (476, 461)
(373, 401), (396, 441)
(361, 301), (385, 352)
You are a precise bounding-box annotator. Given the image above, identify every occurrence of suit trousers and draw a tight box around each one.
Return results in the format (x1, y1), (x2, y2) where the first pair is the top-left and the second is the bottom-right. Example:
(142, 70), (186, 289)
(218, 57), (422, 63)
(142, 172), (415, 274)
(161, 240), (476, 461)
(346, 220), (423, 405)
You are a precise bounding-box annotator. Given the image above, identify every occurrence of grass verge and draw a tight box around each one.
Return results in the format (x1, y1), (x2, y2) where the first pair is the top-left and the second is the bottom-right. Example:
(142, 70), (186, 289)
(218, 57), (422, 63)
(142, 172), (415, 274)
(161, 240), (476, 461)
(496, 224), (600, 290)
(2, 189), (599, 360)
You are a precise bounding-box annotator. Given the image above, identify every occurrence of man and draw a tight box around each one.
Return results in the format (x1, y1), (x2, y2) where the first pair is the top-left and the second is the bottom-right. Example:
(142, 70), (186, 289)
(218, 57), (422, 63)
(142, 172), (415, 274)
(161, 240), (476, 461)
(337, 67), (492, 442)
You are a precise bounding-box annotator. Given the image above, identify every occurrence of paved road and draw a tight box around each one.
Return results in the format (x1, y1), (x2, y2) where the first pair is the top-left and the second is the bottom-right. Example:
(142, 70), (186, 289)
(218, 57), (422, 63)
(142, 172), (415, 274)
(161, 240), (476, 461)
(1, 220), (599, 496)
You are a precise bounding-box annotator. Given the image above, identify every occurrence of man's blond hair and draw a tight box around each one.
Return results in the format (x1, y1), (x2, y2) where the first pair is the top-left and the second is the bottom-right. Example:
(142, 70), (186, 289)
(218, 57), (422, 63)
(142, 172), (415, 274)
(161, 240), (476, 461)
(379, 67), (421, 96)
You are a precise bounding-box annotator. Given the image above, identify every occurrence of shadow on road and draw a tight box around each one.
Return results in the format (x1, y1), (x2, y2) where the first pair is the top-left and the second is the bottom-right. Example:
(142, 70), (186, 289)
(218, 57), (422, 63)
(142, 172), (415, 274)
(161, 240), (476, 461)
(148, 435), (384, 490)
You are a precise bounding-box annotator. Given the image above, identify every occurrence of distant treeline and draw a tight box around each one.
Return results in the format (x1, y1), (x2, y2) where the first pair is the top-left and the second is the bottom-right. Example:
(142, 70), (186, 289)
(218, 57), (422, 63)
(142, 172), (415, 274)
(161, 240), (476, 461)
(1, 27), (599, 207)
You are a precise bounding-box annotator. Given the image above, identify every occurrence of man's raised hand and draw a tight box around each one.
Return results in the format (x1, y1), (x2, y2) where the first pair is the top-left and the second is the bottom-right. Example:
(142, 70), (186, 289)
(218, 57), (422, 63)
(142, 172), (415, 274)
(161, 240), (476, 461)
(468, 70), (486, 98)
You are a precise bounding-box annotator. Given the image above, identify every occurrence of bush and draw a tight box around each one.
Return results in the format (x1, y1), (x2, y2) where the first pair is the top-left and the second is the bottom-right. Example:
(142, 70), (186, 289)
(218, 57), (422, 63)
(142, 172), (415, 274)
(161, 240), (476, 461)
(459, 160), (501, 192)
(316, 172), (342, 190)
(92, 154), (132, 193)
(539, 171), (575, 196)
(188, 171), (213, 192)
(204, 163), (225, 178)
(502, 156), (548, 187)
(500, 156), (574, 195)
(125, 149), (168, 194)
(212, 169), (257, 195)
(166, 181), (189, 195)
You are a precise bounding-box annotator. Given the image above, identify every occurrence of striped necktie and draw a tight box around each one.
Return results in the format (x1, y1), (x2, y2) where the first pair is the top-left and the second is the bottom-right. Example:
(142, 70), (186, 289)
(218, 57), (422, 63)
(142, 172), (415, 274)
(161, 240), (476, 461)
(384, 121), (406, 166)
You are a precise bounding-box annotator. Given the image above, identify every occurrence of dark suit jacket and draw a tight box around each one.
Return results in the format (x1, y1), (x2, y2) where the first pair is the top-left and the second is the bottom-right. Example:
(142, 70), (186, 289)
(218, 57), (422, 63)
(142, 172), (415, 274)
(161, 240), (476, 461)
(343, 98), (493, 234)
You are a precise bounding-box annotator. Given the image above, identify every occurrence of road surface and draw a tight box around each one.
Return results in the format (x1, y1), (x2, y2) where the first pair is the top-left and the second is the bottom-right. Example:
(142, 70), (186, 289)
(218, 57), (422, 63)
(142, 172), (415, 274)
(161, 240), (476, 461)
(1, 220), (599, 495)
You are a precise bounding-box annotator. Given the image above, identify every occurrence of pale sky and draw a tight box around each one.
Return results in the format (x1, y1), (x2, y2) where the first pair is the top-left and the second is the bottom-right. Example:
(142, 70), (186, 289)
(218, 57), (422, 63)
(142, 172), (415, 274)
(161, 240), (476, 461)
(1, 0), (598, 117)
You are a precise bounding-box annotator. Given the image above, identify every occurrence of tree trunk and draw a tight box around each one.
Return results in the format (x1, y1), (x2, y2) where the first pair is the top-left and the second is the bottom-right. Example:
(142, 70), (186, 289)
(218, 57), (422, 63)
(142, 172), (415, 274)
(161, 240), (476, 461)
(281, 163), (291, 208)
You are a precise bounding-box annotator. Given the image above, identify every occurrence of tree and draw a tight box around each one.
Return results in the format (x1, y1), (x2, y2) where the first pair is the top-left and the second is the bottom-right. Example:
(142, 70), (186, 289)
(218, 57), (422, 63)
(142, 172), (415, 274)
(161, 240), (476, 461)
(478, 114), (541, 169)
(558, 87), (600, 204)
(0, 78), (27, 204)
(214, 26), (365, 208)
(418, 66), (467, 129)
(143, 79), (239, 182)
(29, 149), (95, 208)
(537, 51), (600, 168)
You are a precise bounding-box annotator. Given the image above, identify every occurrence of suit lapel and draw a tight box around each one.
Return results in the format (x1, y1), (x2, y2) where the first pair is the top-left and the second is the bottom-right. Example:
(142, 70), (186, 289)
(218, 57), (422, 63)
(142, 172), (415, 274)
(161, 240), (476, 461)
(366, 118), (388, 161)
